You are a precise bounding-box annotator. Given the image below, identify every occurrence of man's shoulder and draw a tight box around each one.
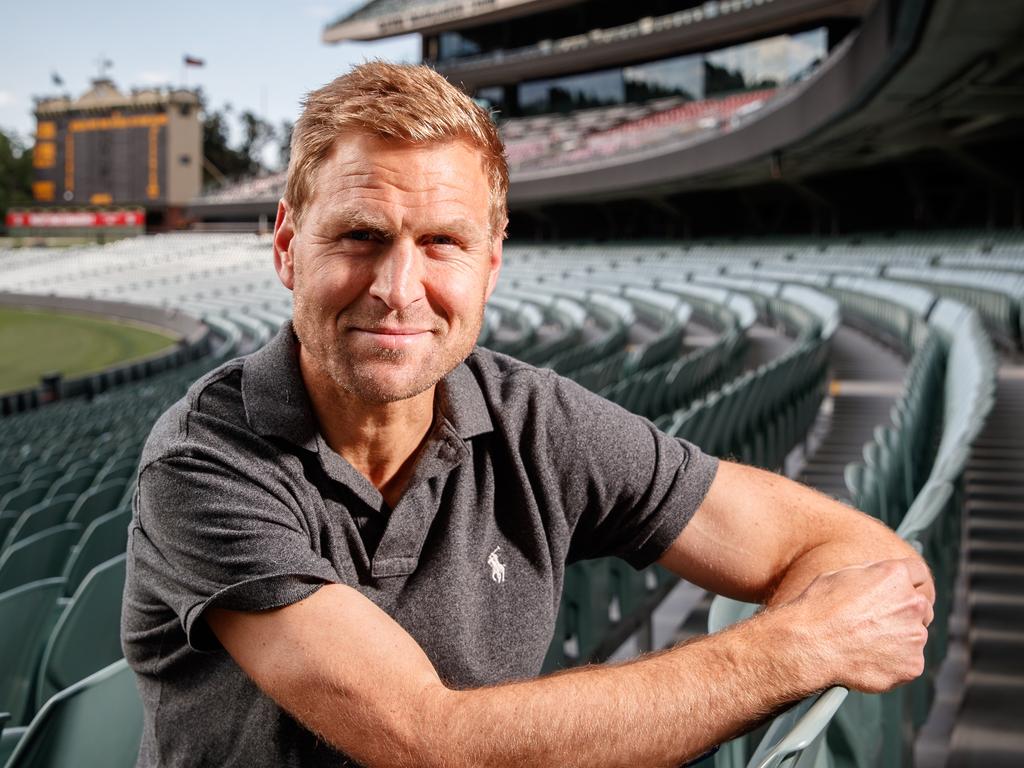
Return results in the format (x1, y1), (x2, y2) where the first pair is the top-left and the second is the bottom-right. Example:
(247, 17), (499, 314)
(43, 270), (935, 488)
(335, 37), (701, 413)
(465, 346), (556, 387)
(462, 346), (614, 424)
(140, 355), (248, 470)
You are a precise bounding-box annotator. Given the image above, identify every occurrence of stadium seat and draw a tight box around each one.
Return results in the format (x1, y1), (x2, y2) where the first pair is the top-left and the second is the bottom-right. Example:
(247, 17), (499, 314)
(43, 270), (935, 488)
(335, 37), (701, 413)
(0, 578), (66, 726)
(1, 495), (79, 554)
(66, 480), (126, 527)
(2, 659), (142, 768)
(60, 509), (131, 598)
(0, 525), (82, 593)
(0, 482), (52, 518)
(42, 471), (97, 503)
(35, 555), (127, 711)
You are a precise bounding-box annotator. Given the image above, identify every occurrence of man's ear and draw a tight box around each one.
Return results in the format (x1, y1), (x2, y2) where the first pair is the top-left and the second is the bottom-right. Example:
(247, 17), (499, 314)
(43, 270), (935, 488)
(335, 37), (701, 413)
(484, 236), (503, 300)
(273, 200), (296, 291)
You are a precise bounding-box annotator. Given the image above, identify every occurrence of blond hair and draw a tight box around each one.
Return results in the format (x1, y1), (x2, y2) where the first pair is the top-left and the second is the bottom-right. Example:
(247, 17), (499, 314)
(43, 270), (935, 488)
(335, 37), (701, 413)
(285, 61), (508, 237)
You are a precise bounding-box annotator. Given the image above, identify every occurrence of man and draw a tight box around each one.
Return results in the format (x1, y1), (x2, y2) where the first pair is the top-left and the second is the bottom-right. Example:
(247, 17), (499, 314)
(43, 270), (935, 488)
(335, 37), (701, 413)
(122, 62), (933, 767)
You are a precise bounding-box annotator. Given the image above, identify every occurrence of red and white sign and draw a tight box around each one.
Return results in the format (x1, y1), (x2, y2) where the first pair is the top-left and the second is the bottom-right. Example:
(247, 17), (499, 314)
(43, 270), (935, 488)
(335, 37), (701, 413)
(5, 210), (145, 229)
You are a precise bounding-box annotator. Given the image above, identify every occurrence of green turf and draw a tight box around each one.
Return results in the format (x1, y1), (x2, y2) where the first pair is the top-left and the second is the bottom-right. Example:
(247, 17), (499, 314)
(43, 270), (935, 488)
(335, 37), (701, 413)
(0, 307), (178, 394)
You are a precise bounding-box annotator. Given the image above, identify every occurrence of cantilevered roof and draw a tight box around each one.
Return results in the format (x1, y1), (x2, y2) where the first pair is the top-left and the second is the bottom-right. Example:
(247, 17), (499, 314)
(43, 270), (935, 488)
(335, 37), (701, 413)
(323, 0), (579, 43)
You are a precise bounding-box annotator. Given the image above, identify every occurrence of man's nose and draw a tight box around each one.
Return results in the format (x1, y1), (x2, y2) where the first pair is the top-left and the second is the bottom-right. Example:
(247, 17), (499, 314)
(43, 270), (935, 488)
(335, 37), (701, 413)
(368, 240), (426, 311)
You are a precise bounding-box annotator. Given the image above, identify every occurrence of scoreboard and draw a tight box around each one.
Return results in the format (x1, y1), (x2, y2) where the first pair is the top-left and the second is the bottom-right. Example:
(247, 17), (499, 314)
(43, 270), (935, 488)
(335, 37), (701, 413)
(32, 79), (201, 209)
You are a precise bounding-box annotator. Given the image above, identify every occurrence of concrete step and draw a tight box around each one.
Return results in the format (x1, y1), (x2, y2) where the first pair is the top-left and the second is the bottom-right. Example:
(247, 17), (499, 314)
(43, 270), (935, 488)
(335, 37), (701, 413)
(965, 561), (1024, 593)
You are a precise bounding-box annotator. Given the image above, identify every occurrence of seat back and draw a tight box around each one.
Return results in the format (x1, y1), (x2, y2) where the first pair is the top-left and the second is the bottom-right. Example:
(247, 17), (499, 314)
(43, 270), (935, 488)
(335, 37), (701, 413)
(749, 687), (850, 768)
(0, 578), (66, 726)
(36, 555), (128, 711)
(0, 482), (52, 516)
(66, 480), (126, 526)
(5, 659), (142, 768)
(1, 496), (79, 554)
(0, 524), (82, 593)
(61, 509), (131, 597)
(708, 594), (848, 768)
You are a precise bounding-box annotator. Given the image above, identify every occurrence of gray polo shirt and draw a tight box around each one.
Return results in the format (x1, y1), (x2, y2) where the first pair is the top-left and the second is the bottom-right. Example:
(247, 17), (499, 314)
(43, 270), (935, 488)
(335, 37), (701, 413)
(122, 322), (718, 767)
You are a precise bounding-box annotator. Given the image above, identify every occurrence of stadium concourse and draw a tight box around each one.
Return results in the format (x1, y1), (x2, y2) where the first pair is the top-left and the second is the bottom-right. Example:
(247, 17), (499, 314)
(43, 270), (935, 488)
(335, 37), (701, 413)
(0, 231), (1022, 766)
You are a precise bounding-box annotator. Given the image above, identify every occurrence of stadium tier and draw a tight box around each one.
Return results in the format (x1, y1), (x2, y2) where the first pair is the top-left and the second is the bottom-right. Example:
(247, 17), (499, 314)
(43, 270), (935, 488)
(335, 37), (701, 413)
(0, 231), (1022, 765)
(192, 0), (1023, 238)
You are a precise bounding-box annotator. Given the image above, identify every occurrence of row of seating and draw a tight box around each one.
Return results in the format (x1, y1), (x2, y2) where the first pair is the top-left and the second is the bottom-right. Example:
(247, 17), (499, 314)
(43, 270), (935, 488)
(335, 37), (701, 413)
(544, 283), (839, 670)
(707, 288), (997, 768)
(0, 234), (1012, 766)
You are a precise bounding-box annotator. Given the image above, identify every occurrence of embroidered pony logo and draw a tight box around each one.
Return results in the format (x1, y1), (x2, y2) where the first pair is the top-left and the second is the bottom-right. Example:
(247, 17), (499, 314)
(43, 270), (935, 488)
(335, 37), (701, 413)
(487, 547), (506, 583)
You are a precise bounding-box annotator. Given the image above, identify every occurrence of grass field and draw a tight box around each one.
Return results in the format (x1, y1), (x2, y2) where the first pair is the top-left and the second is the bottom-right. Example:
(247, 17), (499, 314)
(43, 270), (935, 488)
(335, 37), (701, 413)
(0, 307), (178, 394)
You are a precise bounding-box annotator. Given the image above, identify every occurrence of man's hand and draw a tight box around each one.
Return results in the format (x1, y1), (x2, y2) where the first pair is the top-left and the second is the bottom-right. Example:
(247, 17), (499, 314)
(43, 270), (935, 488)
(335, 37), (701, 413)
(774, 558), (934, 694)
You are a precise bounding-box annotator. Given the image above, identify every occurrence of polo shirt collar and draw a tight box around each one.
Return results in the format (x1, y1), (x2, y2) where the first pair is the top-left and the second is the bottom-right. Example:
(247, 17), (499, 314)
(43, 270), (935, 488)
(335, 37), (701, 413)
(242, 322), (319, 452)
(241, 322), (494, 449)
(438, 354), (493, 440)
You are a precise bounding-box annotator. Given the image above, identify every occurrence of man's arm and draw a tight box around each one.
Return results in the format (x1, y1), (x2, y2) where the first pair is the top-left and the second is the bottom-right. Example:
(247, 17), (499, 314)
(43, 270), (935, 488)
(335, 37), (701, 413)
(208, 460), (933, 768)
(657, 460), (934, 607)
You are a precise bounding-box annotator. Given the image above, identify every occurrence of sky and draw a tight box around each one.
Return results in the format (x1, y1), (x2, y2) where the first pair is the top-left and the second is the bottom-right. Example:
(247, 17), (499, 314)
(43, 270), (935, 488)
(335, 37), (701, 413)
(0, 0), (420, 165)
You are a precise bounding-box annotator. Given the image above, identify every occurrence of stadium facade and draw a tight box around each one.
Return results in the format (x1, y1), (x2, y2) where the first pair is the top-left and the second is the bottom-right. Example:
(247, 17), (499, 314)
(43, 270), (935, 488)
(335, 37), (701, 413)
(191, 0), (1024, 238)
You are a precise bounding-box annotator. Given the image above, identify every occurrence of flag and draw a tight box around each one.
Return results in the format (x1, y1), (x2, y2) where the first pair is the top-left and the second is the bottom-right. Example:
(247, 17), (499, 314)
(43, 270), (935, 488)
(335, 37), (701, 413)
(51, 72), (64, 87)
(184, 55), (205, 67)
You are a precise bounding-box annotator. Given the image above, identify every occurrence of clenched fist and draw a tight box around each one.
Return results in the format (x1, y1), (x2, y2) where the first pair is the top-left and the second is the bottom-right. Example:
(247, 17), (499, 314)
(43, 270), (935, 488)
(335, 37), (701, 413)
(777, 558), (935, 694)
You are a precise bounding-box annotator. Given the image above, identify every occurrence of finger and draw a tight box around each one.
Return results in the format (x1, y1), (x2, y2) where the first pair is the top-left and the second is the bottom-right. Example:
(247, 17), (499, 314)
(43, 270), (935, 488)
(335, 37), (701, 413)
(914, 593), (935, 627)
(898, 557), (933, 589)
(915, 580), (937, 605)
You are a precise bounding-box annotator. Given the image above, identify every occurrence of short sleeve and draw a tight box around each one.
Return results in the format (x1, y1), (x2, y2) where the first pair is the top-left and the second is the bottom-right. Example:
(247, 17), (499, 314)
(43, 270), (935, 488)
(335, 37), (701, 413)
(132, 453), (343, 651)
(545, 376), (719, 569)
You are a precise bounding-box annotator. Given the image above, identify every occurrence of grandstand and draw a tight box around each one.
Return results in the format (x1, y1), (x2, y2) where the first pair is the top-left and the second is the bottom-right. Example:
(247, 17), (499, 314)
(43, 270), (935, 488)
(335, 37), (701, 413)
(0, 230), (1021, 765)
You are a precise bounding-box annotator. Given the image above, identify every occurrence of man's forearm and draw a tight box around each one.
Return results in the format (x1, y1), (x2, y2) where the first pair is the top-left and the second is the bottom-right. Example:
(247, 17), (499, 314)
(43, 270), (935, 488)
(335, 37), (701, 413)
(416, 606), (815, 768)
(761, 482), (924, 606)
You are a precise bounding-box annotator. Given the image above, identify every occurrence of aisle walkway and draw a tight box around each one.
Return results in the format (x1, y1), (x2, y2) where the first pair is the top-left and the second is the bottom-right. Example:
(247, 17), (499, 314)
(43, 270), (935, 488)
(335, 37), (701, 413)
(795, 325), (905, 499)
(934, 367), (1024, 768)
(643, 323), (908, 650)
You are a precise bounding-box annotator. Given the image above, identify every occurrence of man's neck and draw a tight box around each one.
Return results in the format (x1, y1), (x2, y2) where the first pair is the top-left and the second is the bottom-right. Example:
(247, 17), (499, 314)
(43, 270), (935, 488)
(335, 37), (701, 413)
(299, 350), (437, 509)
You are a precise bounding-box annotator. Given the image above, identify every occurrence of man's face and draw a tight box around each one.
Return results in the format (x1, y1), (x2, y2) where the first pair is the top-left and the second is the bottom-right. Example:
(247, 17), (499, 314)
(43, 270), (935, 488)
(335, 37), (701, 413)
(273, 133), (502, 405)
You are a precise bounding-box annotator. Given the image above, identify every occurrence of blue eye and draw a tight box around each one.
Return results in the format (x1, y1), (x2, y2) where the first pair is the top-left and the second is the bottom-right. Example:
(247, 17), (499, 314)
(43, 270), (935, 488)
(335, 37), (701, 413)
(347, 230), (373, 241)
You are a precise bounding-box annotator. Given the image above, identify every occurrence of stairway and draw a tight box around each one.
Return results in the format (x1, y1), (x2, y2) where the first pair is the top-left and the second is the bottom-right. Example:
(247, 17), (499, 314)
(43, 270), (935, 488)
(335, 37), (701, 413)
(944, 366), (1024, 767)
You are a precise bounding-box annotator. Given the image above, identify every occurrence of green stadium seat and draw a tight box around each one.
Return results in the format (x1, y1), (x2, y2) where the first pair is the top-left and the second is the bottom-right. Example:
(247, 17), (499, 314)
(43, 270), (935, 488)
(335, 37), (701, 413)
(93, 457), (138, 488)
(745, 687), (849, 768)
(563, 559), (612, 662)
(42, 471), (95, 504)
(0, 524), (83, 594)
(0, 578), (66, 726)
(35, 555), (127, 712)
(0, 482), (52, 517)
(541, 601), (568, 673)
(60, 509), (131, 597)
(0, 474), (23, 500)
(1, 495), (79, 554)
(66, 481), (126, 527)
(2, 659), (142, 768)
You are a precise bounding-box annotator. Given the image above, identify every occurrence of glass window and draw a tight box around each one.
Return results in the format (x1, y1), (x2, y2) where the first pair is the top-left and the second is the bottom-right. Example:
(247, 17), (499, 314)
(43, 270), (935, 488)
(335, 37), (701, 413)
(704, 30), (828, 97)
(519, 68), (625, 115)
(438, 31), (482, 62)
(624, 53), (704, 102)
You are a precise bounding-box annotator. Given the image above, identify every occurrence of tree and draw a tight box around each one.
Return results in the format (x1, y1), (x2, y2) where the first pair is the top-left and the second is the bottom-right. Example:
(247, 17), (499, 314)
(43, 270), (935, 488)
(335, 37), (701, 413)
(239, 110), (277, 174)
(198, 90), (286, 188)
(278, 120), (293, 170)
(0, 128), (33, 224)
(201, 100), (253, 188)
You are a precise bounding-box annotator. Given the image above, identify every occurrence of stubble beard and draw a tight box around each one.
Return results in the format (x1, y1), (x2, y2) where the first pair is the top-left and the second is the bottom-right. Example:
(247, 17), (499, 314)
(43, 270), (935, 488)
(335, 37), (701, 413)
(293, 298), (485, 405)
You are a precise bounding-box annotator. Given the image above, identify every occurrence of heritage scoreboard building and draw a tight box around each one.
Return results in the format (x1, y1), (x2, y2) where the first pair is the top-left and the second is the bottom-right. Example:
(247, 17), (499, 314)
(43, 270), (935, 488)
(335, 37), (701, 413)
(30, 79), (202, 227)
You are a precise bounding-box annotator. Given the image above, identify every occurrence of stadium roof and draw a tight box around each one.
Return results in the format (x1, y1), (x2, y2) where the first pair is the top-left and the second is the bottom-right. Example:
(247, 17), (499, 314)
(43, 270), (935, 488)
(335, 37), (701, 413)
(323, 0), (579, 42)
(436, 0), (872, 91)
